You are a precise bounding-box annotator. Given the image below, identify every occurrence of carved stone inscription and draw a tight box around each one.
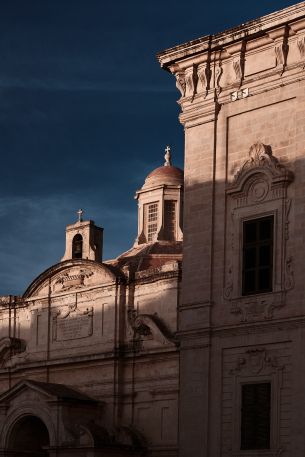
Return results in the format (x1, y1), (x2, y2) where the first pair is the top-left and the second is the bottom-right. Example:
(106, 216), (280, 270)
(53, 309), (93, 342)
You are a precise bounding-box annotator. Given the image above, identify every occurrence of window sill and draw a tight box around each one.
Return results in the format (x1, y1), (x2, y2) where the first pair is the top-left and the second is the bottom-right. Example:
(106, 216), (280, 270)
(230, 290), (285, 321)
(232, 450), (283, 457)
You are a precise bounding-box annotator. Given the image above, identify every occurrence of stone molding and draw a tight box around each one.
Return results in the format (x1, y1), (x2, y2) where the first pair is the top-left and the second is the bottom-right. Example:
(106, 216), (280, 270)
(159, 11), (305, 127)
(224, 143), (294, 322)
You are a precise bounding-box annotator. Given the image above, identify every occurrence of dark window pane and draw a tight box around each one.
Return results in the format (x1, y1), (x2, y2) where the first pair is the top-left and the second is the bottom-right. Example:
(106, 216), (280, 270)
(244, 247), (256, 268)
(259, 218), (272, 240)
(244, 222), (257, 243)
(241, 383), (271, 450)
(244, 271), (255, 293)
(259, 268), (271, 290)
(259, 245), (271, 266)
(242, 216), (273, 295)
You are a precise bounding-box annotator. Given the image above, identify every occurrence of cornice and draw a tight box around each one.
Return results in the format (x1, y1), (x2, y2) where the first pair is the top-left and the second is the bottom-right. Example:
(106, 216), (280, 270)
(177, 315), (305, 341)
(178, 65), (305, 128)
(157, 2), (305, 68)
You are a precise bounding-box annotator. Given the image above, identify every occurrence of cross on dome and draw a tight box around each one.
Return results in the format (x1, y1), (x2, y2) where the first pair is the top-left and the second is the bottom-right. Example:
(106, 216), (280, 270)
(164, 145), (172, 166)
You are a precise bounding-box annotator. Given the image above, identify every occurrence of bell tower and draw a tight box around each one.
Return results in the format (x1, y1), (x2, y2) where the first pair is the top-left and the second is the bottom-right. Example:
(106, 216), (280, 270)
(135, 146), (183, 245)
(61, 209), (103, 262)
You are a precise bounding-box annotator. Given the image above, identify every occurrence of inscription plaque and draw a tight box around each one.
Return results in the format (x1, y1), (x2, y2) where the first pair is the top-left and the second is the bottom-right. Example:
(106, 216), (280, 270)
(53, 309), (93, 342)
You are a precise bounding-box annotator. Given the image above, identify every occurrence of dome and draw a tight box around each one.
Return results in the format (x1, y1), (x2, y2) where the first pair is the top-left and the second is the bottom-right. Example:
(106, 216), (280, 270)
(142, 165), (184, 189)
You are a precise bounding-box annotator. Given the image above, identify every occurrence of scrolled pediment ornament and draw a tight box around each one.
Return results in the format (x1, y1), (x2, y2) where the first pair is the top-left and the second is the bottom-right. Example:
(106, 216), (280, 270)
(127, 310), (177, 349)
(228, 142), (293, 194)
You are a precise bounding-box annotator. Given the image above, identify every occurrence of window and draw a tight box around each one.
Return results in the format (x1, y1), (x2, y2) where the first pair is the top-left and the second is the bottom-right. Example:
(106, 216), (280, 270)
(72, 234), (83, 259)
(164, 200), (176, 241)
(241, 383), (271, 450)
(145, 202), (158, 242)
(242, 216), (273, 296)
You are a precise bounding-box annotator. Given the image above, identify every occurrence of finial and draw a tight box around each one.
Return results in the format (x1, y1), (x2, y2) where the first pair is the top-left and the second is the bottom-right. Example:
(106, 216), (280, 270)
(77, 209), (84, 223)
(164, 145), (172, 167)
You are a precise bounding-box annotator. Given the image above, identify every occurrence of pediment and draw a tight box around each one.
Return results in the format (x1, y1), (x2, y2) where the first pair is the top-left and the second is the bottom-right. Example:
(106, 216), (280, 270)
(0, 379), (97, 407)
(227, 142), (294, 196)
(23, 259), (122, 298)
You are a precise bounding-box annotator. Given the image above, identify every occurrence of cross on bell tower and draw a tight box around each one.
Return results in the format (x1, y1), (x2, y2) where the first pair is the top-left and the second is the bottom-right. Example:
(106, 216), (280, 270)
(61, 211), (104, 262)
(77, 209), (84, 223)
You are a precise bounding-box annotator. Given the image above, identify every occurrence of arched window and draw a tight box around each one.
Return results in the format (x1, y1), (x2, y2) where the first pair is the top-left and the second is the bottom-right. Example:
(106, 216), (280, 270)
(72, 234), (83, 259)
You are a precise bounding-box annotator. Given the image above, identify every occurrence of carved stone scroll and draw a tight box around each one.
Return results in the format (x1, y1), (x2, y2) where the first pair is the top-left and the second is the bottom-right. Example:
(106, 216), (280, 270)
(289, 18), (305, 69)
(297, 36), (305, 68)
(268, 26), (289, 75)
(197, 63), (211, 97)
(127, 311), (177, 349)
(175, 71), (186, 98)
(185, 65), (198, 99)
(215, 65), (223, 95)
(230, 142), (293, 190)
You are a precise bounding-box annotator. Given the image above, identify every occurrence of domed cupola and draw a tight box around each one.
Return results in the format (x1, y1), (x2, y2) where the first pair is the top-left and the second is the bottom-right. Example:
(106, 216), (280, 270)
(134, 146), (184, 245)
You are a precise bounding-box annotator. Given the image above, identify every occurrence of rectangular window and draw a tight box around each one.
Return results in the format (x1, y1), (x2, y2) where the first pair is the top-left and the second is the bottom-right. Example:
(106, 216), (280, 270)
(164, 200), (176, 241)
(241, 383), (271, 450)
(145, 202), (158, 242)
(242, 216), (273, 296)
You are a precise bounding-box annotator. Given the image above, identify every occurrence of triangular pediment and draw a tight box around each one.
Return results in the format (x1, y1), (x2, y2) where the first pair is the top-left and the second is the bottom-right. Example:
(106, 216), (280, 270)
(0, 379), (97, 406)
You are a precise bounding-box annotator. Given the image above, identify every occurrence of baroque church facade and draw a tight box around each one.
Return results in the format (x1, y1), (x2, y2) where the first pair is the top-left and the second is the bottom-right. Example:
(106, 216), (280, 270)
(1, 1), (305, 456)
(0, 153), (183, 456)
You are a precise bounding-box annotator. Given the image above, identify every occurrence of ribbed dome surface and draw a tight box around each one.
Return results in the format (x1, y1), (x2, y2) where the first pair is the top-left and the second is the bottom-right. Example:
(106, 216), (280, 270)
(142, 165), (184, 189)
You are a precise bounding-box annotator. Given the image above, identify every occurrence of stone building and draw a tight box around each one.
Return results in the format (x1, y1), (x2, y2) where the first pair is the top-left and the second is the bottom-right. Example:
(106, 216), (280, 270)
(2, 1), (305, 456)
(157, 1), (305, 456)
(0, 152), (183, 456)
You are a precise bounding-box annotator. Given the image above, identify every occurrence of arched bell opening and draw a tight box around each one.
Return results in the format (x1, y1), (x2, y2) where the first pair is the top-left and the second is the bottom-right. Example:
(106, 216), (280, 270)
(7, 415), (50, 457)
(72, 233), (83, 259)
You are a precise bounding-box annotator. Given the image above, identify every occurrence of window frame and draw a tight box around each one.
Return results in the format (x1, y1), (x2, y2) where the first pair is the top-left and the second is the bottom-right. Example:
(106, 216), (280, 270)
(242, 215), (274, 296)
(232, 372), (281, 456)
(224, 144), (294, 319)
(144, 201), (159, 243)
(240, 381), (271, 450)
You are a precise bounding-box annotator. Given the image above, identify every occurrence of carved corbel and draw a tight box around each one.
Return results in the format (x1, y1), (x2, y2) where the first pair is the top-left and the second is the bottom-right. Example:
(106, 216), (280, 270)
(215, 65), (223, 95)
(185, 64), (198, 100)
(226, 41), (245, 88)
(197, 62), (211, 97)
(0, 337), (26, 367)
(174, 71), (186, 98)
(297, 36), (305, 68)
(289, 18), (305, 69)
(268, 26), (289, 75)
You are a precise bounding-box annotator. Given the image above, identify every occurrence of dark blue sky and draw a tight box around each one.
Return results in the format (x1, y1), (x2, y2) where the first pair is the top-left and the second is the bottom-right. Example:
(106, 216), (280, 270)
(0, 0), (298, 294)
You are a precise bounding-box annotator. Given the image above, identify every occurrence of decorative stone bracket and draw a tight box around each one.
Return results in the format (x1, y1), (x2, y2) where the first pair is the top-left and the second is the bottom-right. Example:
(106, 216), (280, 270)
(127, 310), (177, 348)
(0, 337), (26, 367)
(267, 26), (289, 75)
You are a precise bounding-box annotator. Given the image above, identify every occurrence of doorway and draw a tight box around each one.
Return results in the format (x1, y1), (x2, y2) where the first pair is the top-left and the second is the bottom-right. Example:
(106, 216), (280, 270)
(7, 415), (49, 456)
